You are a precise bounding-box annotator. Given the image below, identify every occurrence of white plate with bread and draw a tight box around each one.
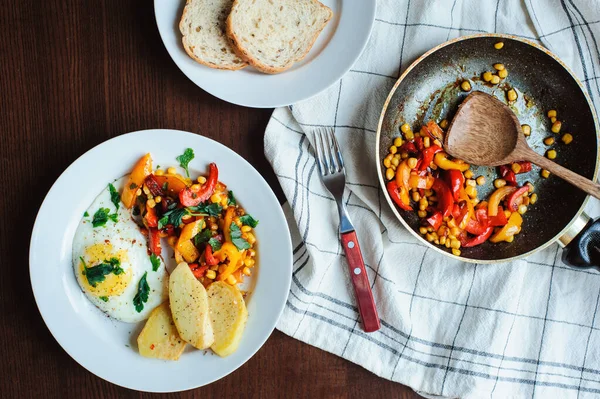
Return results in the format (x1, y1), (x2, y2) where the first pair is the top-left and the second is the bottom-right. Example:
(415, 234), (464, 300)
(155, 0), (377, 108)
(30, 130), (293, 392)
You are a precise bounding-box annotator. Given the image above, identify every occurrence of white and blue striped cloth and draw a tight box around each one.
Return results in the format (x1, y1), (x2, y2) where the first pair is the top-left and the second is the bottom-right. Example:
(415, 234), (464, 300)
(265, 0), (600, 398)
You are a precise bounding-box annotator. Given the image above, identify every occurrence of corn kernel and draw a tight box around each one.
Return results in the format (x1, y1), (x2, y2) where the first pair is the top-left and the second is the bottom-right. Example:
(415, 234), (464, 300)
(401, 152), (409, 159)
(434, 139), (442, 147)
(440, 119), (449, 129)
(226, 275), (237, 285)
(389, 145), (398, 154)
(210, 223), (218, 231)
(206, 270), (216, 279)
(407, 157), (418, 169)
(393, 137), (403, 147)
(246, 233), (256, 245)
(511, 163), (521, 173)
(249, 249), (256, 257)
(550, 117), (557, 123)
(450, 239), (461, 249)
(244, 258), (255, 267)
(522, 124), (531, 136)
(404, 130), (414, 140)
(221, 197), (229, 207)
(425, 233), (434, 242)
(518, 204), (527, 215)
(464, 170), (474, 179)
(498, 69), (508, 79)
(452, 248), (461, 256)
(507, 89), (517, 102)
(530, 193), (538, 204)
(543, 137), (555, 146)
(412, 191), (421, 202)
(191, 184), (201, 191)
(476, 176), (485, 185)
(383, 158), (391, 169)
(505, 235), (515, 243)
(242, 267), (252, 276)
(155, 169), (164, 176)
(401, 123), (411, 133)
(546, 149), (557, 160)
(391, 157), (400, 167)
(239, 225), (251, 234)
(494, 178), (506, 188)
(143, 185), (150, 195)
(483, 71), (493, 82)
(547, 109), (557, 118)
(197, 176), (207, 184)
(418, 210), (427, 218)
(440, 236), (447, 245)
(445, 240), (452, 248)
(461, 80), (472, 91)
(210, 193), (221, 203)
(562, 133), (573, 144)
(155, 196), (162, 203)
(466, 179), (476, 187)
(494, 41), (504, 50)
(465, 185), (477, 198)
(493, 63), (505, 71)
(451, 227), (461, 237)
(167, 167), (177, 175)
(136, 188), (142, 196)
(423, 136), (431, 148)
(523, 196), (530, 205)
(385, 168), (394, 180)
(491, 75), (501, 84)
(147, 199), (156, 208)
(541, 169), (550, 178)
(551, 121), (562, 133)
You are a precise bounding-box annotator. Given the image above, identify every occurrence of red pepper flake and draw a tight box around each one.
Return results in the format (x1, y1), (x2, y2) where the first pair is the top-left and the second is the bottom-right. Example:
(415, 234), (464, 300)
(150, 344), (155, 350)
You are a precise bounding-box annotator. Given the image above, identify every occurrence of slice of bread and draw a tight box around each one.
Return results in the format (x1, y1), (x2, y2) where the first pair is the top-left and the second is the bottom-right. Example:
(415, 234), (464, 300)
(179, 0), (247, 70)
(226, 0), (333, 74)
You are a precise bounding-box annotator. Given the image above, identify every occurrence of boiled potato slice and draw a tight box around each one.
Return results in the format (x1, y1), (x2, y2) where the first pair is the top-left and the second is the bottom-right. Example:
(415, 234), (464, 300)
(169, 262), (214, 349)
(207, 281), (248, 357)
(137, 302), (186, 360)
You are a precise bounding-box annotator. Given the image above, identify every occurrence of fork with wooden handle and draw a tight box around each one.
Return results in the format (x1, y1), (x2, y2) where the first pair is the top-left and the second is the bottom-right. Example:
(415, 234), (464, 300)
(313, 127), (381, 333)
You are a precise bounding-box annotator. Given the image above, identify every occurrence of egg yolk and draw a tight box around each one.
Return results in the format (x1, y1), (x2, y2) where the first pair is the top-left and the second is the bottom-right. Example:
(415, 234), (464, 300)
(79, 243), (132, 297)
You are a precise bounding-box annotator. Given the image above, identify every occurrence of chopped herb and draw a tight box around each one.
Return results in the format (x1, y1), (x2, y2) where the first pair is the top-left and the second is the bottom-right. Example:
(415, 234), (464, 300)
(150, 254), (161, 272)
(167, 202), (178, 210)
(157, 215), (169, 230)
(133, 272), (150, 313)
(162, 182), (169, 191)
(227, 190), (237, 206)
(92, 208), (118, 228)
(176, 148), (194, 178)
(193, 229), (213, 247)
(81, 257), (124, 287)
(108, 183), (120, 211)
(240, 214), (259, 228)
(229, 223), (251, 250)
(158, 207), (189, 229)
(129, 183), (137, 189)
(99, 296), (109, 302)
(83, 211), (89, 217)
(188, 202), (222, 218)
(208, 237), (222, 251)
(132, 205), (140, 216)
(156, 165), (160, 169)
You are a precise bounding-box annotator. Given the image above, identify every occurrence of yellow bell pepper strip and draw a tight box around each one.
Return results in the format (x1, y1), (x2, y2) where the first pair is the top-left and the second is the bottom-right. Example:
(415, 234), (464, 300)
(395, 159), (412, 191)
(215, 242), (242, 281)
(490, 212), (523, 243)
(487, 186), (517, 217)
(122, 153), (152, 208)
(408, 174), (434, 189)
(223, 206), (235, 242)
(177, 219), (203, 253)
(433, 152), (470, 172)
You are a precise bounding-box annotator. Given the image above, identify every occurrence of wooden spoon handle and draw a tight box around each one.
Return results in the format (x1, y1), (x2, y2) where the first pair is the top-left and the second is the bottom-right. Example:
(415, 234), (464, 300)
(527, 150), (600, 199)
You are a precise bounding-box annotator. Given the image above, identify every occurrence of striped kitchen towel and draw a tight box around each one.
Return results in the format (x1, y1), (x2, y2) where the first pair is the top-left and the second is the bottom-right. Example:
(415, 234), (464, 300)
(264, 0), (600, 398)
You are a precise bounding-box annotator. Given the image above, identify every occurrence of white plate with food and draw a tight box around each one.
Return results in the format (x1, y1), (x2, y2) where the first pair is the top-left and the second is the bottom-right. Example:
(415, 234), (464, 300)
(154, 0), (377, 108)
(29, 129), (293, 392)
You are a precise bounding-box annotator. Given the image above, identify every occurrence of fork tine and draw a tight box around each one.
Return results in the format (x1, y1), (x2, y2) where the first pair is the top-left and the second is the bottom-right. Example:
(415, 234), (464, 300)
(324, 128), (338, 173)
(313, 129), (325, 175)
(330, 129), (344, 169)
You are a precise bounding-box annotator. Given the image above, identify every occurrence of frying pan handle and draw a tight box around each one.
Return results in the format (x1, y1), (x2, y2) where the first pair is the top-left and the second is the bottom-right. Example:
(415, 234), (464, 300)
(562, 215), (600, 268)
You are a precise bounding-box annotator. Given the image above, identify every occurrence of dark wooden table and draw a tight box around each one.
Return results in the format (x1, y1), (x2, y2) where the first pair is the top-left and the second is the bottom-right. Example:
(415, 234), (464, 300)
(0, 1), (421, 398)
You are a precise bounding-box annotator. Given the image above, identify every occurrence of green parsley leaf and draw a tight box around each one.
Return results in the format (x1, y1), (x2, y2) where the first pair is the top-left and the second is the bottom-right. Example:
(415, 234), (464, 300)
(227, 190), (237, 206)
(92, 208), (118, 228)
(156, 165), (160, 169)
(158, 208), (189, 230)
(108, 183), (120, 211)
(150, 254), (161, 272)
(208, 237), (222, 251)
(83, 211), (89, 217)
(176, 148), (195, 178)
(162, 182), (169, 191)
(133, 272), (150, 313)
(99, 296), (109, 302)
(157, 215), (169, 230)
(188, 202), (222, 218)
(81, 257), (124, 287)
(240, 214), (259, 228)
(229, 222), (251, 250)
(193, 229), (213, 247)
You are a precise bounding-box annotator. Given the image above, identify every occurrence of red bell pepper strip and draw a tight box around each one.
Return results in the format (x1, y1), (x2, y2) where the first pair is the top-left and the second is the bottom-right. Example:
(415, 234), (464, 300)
(144, 205), (158, 228)
(192, 265), (209, 279)
(414, 136), (424, 151)
(204, 244), (219, 266)
(462, 226), (494, 248)
(466, 209), (489, 235)
(148, 227), (161, 256)
(387, 181), (412, 211)
(489, 206), (508, 226)
(400, 141), (417, 154)
(446, 169), (465, 201)
(179, 163), (218, 207)
(452, 202), (470, 226)
(499, 165), (517, 186)
(144, 174), (164, 197)
(507, 186), (529, 211)
(514, 161), (532, 174)
(426, 211), (443, 230)
(431, 178), (454, 218)
(418, 145), (443, 171)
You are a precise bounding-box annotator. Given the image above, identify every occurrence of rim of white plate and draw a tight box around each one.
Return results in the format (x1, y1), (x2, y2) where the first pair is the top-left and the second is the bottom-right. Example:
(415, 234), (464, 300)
(154, 0), (377, 108)
(29, 129), (293, 392)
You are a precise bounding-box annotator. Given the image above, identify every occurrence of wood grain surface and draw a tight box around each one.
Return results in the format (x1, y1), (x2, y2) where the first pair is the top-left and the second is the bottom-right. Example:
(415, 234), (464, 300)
(0, 1), (421, 398)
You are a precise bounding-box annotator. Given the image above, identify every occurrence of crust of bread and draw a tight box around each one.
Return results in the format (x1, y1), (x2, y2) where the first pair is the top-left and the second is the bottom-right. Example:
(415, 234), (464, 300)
(226, 0), (332, 74)
(179, 0), (248, 71)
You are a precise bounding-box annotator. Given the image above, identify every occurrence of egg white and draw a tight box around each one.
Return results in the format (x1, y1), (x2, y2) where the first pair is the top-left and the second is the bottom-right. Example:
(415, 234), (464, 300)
(72, 177), (168, 323)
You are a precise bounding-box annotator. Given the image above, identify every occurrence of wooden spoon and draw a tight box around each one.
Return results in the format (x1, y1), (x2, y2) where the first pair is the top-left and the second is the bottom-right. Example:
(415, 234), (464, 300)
(444, 91), (600, 199)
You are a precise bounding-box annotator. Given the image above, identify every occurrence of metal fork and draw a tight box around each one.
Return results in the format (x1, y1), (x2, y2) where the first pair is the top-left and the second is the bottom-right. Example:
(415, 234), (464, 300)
(313, 127), (380, 333)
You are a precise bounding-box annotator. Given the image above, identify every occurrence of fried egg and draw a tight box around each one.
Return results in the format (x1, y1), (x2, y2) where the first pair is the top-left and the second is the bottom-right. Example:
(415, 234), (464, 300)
(72, 177), (168, 322)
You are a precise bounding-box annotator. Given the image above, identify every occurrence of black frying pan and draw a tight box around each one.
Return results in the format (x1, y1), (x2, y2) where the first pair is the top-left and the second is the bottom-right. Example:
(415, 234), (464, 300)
(376, 34), (600, 266)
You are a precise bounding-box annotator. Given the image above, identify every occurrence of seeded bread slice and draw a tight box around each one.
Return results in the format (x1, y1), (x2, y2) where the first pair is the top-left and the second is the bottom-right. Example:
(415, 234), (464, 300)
(226, 0), (333, 74)
(179, 0), (247, 70)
